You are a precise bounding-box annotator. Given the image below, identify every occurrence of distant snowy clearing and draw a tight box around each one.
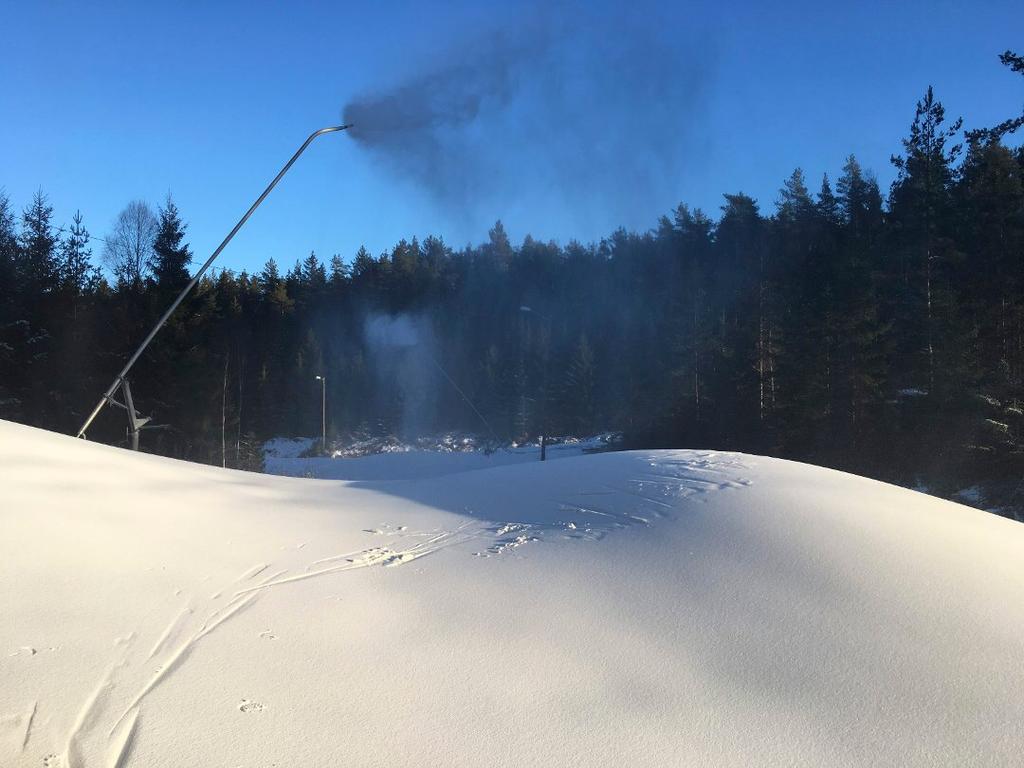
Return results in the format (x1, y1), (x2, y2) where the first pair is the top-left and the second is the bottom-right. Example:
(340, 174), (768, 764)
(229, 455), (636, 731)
(263, 433), (619, 481)
(2, 418), (1023, 767)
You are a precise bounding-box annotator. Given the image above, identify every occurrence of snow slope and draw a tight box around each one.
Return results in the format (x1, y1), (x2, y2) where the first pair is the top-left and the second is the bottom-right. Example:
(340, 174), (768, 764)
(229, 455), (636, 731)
(1, 418), (1023, 767)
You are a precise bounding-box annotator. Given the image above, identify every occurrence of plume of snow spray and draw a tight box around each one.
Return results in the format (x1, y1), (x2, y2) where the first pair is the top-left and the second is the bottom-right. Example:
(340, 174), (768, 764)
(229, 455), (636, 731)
(363, 314), (434, 438)
(342, 4), (714, 235)
(363, 313), (498, 442)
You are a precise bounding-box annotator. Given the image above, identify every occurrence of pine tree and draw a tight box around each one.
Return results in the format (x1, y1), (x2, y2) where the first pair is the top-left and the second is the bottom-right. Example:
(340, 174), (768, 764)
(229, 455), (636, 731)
(0, 191), (17, 294)
(966, 50), (1024, 144)
(58, 211), (95, 293)
(714, 193), (771, 446)
(351, 246), (374, 278)
(260, 258), (281, 288)
(150, 196), (192, 293)
(774, 170), (831, 457)
(301, 252), (326, 288)
(259, 258), (292, 315)
(328, 254), (350, 287)
(776, 168), (814, 225)
(562, 334), (597, 435)
(956, 141), (1024, 404)
(483, 220), (513, 268)
(816, 174), (841, 224)
(18, 190), (59, 295)
(0, 191), (22, 417)
(889, 87), (965, 398)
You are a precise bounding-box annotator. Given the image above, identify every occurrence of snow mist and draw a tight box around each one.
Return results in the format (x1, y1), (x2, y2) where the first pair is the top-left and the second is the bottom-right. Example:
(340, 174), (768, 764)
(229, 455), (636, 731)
(363, 312), (438, 438)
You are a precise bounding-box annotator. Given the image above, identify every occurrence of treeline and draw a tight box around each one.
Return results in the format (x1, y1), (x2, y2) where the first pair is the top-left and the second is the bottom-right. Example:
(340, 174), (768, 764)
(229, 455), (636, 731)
(2, 61), (1023, 515)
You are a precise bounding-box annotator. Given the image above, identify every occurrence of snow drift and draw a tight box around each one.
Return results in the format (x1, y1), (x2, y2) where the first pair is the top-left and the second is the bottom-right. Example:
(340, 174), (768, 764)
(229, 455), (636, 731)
(1, 418), (1022, 767)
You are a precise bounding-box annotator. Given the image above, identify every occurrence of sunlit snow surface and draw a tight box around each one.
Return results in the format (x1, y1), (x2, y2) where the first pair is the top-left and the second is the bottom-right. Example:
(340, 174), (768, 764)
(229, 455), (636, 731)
(2, 419), (1023, 767)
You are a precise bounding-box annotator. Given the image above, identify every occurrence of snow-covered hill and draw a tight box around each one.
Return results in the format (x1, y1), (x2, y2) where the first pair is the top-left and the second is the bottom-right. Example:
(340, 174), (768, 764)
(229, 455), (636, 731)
(1, 419), (1022, 767)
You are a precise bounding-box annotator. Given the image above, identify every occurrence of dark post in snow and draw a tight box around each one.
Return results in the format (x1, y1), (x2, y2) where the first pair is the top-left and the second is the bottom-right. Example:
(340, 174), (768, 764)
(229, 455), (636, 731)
(75, 125), (352, 444)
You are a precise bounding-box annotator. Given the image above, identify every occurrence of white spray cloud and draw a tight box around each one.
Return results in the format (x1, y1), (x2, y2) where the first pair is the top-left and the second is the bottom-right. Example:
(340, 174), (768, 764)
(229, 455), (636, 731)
(362, 312), (437, 437)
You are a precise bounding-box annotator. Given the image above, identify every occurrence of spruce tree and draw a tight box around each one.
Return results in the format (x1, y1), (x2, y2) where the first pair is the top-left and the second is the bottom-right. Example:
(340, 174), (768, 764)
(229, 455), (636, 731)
(0, 191), (17, 294)
(0, 191), (22, 417)
(18, 190), (59, 296)
(816, 174), (841, 224)
(150, 196), (192, 294)
(563, 334), (597, 435)
(59, 211), (95, 293)
(300, 252), (327, 291)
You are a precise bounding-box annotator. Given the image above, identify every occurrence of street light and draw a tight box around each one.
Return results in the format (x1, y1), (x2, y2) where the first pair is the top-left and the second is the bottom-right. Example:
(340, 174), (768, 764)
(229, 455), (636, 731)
(75, 124), (352, 443)
(314, 375), (326, 454)
(519, 305), (549, 461)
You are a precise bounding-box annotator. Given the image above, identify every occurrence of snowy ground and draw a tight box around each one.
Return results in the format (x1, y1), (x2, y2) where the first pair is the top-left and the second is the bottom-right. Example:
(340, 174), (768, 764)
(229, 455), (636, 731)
(263, 433), (619, 481)
(2, 419), (1023, 767)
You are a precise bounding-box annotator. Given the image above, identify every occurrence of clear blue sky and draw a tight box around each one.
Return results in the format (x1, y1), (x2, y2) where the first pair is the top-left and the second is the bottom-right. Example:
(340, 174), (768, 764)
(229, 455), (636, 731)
(2, 0), (1021, 275)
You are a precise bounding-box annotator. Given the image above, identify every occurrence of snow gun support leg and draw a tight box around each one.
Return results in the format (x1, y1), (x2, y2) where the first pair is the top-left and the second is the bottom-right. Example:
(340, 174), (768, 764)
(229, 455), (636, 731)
(104, 378), (152, 451)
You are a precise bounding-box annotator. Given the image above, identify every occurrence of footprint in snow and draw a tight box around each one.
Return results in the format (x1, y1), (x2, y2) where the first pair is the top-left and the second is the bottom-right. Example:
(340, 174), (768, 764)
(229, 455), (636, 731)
(258, 630), (277, 640)
(238, 699), (265, 713)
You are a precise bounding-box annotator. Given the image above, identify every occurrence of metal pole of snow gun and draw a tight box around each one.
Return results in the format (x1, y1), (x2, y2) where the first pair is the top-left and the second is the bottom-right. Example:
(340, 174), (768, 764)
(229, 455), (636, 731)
(76, 124), (352, 440)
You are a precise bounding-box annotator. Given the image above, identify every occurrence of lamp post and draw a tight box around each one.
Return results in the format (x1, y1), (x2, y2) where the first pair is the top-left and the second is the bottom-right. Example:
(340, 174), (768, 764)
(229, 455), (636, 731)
(519, 305), (549, 461)
(314, 375), (326, 455)
(75, 124), (352, 442)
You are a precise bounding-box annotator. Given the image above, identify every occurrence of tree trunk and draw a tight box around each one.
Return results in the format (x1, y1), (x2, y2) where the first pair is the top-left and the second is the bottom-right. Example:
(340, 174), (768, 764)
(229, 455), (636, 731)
(221, 354), (228, 469)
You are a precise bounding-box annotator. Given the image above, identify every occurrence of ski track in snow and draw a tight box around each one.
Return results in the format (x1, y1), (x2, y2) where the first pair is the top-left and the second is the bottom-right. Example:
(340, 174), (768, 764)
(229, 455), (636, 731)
(17, 450), (751, 766)
(145, 605), (192, 661)
(65, 650), (131, 768)
(106, 708), (139, 768)
(235, 563), (268, 583)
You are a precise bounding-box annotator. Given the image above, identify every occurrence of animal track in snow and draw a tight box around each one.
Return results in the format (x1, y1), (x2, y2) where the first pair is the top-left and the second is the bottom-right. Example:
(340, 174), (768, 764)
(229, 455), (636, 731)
(364, 523), (412, 537)
(241, 526), (481, 594)
(474, 524), (541, 557)
(0, 700), (36, 754)
(258, 630), (277, 640)
(238, 699), (265, 713)
(495, 523), (528, 536)
(42, 753), (60, 767)
(490, 534), (538, 555)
